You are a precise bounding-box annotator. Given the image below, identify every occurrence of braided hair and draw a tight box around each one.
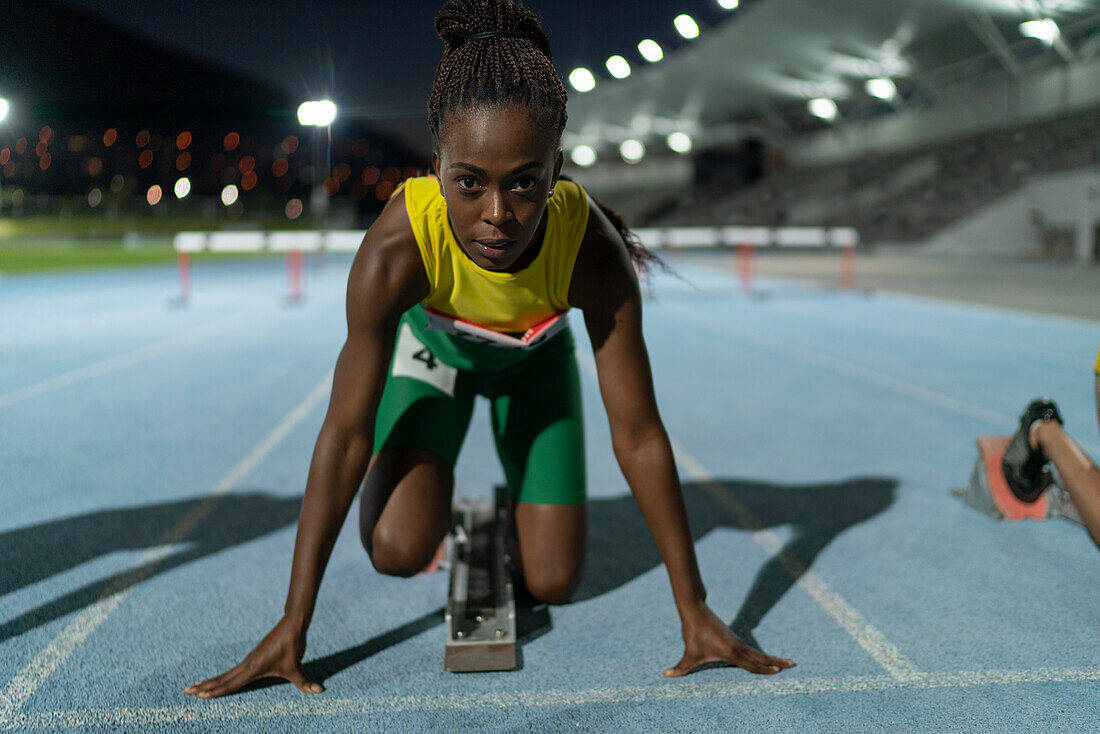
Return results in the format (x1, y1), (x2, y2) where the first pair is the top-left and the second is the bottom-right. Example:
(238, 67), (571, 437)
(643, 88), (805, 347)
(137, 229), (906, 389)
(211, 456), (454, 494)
(429, 0), (660, 275)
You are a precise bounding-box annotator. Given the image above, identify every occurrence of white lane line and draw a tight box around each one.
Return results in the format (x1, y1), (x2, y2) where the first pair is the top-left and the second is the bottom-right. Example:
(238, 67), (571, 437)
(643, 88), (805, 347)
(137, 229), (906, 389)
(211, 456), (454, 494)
(574, 350), (919, 680)
(0, 373), (333, 726)
(0, 317), (249, 409)
(669, 439), (921, 681)
(4, 666), (1098, 728)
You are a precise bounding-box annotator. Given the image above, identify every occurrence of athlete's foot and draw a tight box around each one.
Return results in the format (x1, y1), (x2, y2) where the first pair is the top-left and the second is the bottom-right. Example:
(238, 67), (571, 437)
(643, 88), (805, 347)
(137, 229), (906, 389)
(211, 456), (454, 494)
(1003, 398), (1062, 502)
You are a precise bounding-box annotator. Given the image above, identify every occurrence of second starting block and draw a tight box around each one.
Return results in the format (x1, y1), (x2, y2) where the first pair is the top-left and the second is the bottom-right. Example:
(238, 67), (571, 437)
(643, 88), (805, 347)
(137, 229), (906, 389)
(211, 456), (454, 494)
(954, 435), (1083, 525)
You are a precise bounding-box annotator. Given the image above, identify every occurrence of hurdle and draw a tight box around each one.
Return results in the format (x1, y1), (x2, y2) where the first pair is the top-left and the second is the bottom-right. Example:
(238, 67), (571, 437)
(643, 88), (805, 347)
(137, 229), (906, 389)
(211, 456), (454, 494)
(634, 225), (860, 293)
(171, 229), (365, 304)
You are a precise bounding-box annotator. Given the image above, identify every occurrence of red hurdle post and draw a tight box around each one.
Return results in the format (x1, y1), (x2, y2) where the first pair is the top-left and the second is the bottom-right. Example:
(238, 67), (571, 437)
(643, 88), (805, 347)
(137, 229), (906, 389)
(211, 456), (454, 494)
(738, 242), (754, 293)
(286, 249), (304, 301)
(842, 243), (855, 290)
(177, 251), (191, 304)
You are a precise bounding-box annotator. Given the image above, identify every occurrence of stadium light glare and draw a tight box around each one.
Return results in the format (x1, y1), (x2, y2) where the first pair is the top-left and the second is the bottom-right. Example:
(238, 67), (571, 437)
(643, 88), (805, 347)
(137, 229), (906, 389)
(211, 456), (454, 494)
(0, 97), (8, 123)
(807, 98), (838, 121)
(717, 0), (739, 9)
(570, 145), (597, 167)
(568, 67), (596, 93)
(221, 184), (239, 206)
(667, 131), (693, 154)
(865, 77), (897, 101)
(297, 100), (337, 126)
(620, 139), (646, 164)
(606, 55), (631, 79)
(638, 39), (664, 63)
(674, 14), (700, 40)
(1019, 18), (1060, 44)
(174, 178), (191, 199)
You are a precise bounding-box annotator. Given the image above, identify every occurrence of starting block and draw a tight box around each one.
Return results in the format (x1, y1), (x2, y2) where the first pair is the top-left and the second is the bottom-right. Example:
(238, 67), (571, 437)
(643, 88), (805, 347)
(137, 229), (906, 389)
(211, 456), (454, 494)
(954, 435), (1083, 525)
(444, 486), (517, 672)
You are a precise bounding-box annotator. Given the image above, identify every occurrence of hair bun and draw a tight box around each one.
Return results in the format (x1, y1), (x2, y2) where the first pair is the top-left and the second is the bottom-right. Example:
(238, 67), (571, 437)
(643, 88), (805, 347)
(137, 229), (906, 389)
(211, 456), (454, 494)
(435, 0), (553, 62)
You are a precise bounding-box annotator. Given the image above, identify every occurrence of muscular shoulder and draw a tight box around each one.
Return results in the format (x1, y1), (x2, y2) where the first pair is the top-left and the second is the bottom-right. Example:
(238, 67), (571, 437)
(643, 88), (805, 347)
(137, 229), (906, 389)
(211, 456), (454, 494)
(346, 188), (430, 329)
(568, 195), (638, 313)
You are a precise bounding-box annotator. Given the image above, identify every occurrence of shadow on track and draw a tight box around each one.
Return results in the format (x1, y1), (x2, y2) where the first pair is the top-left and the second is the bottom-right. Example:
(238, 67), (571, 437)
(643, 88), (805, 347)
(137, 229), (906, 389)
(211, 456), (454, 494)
(0, 492), (301, 643)
(580, 477), (899, 652)
(0, 476), (895, 686)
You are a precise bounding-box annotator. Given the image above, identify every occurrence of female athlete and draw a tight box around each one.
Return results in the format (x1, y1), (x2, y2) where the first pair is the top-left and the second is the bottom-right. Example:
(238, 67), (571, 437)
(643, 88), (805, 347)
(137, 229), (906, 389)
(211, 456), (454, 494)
(185, 0), (794, 699)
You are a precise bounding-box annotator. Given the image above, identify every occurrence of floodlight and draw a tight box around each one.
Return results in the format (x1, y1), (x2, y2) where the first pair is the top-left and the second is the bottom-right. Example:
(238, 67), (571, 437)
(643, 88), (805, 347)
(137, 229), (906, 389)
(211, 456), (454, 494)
(808, 98), (838, 121)
(667, 132), (693, 154)
(620, 139), (645, 163)
(606, 55), (631, 79)
(174, 178), (191, 199)
(717, 0), (739, 9)
(638, 39), (664, 63)
(674, 14), (700, 40)
(1019, 18), (1060, 44)
(0, 98), (8, 123)
(221, 185), (239, 206)
(569, 68), (596, 93)
(571, 145), (597, 167)
(865, 78), (897, 101)
(297, 100), (337, 126)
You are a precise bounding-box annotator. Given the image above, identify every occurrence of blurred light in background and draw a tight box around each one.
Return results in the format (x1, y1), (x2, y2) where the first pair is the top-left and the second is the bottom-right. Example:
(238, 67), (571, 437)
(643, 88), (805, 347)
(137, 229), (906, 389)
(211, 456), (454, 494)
(638, 39), (663, 63)
(1019, 18), (1060, 44)
(0, 98), (9, 122)
(224, 132), (240, 151)
(135, 130), (149, 147)
(87, 188), (102, 207)
(110, 174), (125, 193)
(667, 131), (693, 154)
(174, 178), (191, 199)
(176, 131), (192, 149)
(568, 68), (596, 93)
(285, 198), (303, 220)
(808, 97), (838, 121)
(221, 185), (239, 206)
(297, 100), (337, 126)
(865, 77), (897, 101)
(570, 145), (597, 167)
(605, 55), (631, 79)
(103, 128), (117, 147)
(272, 158), (289, 177)
(674, 14), (700, 40)
(281, 136), (299, 155)
(138, 150), (153, 169)
(176, 152), (191, 171)
(620, 139), (646, 164)
(146, 185), (162, 206)
(717, 0), (739, 8)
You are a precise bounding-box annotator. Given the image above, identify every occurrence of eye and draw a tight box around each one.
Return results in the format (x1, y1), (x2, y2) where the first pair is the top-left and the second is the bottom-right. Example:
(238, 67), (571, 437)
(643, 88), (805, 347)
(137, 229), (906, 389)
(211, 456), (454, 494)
(455, 176), (481, 192)
(512, 176), (539, 192)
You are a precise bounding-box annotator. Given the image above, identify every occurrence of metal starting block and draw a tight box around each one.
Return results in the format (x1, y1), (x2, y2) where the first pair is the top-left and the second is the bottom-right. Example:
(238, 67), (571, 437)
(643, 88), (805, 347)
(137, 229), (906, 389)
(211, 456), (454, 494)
(444, 486), (517, 672)
(954, 435), (1083, 525)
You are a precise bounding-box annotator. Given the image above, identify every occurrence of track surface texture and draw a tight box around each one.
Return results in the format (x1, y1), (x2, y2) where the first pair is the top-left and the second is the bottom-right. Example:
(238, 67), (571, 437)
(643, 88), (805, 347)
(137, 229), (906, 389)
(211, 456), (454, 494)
(2, 251), (1098, 732)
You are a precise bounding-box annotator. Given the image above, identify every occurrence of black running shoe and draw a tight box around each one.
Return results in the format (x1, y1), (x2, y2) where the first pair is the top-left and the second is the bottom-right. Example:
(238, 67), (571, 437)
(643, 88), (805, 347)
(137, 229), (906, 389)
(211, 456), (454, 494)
(1002, 398), (1063, 502)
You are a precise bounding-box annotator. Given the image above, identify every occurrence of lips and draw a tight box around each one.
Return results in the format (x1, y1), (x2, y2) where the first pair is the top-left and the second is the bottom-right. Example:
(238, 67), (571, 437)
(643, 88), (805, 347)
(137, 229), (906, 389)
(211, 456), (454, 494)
(473, 238), (515, 260)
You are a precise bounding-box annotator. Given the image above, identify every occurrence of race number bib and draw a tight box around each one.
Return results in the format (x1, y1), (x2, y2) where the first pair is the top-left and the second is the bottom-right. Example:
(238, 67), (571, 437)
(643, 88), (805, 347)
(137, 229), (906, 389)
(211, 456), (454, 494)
(391, 323), (458, 397)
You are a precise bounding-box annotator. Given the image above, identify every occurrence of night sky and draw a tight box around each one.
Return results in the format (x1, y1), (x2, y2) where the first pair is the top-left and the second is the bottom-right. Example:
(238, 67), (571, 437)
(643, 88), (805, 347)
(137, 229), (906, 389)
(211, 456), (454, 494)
(66, 1), (735, 144)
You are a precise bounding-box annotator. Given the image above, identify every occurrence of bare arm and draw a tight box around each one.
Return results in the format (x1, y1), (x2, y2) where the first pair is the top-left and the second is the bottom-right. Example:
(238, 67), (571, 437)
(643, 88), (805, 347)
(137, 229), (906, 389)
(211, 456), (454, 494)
(186, 190), (428, 698)
(570, 198), (794, 677)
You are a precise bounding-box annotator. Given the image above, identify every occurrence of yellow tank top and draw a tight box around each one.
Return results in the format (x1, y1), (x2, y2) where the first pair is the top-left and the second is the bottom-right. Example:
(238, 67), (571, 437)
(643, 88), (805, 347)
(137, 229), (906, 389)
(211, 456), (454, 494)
(1094, 343), (1100, 373)
(401, 176), (589, 349)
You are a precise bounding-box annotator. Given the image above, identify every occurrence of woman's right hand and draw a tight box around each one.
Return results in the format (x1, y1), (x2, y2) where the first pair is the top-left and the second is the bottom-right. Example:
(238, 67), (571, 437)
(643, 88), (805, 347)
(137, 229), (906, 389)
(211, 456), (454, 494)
(183, 616), (323, 699)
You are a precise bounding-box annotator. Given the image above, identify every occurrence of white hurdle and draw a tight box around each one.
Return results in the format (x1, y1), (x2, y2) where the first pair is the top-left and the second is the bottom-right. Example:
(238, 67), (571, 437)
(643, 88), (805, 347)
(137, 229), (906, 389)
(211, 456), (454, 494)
(171, 230), (366, 303)
(635, 225), (859, 292)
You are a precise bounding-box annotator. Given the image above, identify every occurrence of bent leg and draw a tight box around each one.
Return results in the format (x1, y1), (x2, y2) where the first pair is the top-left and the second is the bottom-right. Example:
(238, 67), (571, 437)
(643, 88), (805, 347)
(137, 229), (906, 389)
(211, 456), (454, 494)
(514, 502), (587, 604)
(359, 447), (455, 576)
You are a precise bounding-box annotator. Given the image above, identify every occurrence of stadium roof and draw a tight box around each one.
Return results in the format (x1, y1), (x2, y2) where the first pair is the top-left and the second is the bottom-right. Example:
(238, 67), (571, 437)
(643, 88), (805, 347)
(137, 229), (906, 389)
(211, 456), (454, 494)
(563, 0), (1100, 150)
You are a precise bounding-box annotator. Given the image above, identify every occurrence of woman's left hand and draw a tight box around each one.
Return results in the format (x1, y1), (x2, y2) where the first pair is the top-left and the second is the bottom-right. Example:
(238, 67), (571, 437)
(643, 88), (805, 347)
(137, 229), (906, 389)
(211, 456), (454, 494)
(664, 603), (795, 677)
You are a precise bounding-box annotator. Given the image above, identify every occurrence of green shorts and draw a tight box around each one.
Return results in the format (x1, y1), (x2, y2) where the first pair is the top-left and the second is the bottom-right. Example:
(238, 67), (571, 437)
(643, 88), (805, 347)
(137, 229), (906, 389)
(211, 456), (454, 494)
(373, 307), (586, 505)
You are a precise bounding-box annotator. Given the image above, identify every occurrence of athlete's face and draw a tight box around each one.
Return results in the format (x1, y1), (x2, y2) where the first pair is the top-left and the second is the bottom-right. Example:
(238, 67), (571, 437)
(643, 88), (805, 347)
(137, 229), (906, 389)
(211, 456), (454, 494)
(433, 105), (563, 272)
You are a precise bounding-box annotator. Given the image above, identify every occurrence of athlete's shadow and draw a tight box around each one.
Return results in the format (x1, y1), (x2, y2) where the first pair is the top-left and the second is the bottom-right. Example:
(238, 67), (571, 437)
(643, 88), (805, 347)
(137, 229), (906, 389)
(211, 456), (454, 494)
(578, 476), (899, 653)
(0, 477), (896, 689)
(0, 493), (302, 644)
